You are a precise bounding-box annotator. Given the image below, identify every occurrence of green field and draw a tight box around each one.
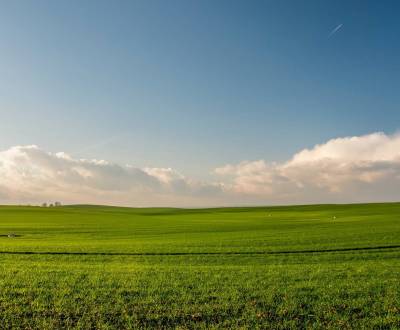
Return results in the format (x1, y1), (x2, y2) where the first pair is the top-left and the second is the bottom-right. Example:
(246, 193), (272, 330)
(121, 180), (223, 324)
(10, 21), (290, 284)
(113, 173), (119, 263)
(0, 203), (399, 329)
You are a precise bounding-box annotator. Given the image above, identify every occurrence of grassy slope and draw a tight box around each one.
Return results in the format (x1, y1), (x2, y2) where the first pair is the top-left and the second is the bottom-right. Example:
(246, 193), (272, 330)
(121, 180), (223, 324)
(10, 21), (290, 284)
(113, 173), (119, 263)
(0, 203), (399, 329)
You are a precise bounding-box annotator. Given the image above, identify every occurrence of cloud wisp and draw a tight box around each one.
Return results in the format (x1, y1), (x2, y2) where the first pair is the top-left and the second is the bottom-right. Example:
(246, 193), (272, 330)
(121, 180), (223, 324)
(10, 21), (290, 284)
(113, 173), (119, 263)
(328, 23), (343, 38)
(1, 132), (400, 206)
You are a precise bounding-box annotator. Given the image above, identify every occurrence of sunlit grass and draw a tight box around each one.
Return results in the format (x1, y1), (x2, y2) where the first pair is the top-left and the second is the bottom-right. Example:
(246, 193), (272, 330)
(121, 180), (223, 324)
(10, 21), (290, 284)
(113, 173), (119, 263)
(0, 203), (399, 328)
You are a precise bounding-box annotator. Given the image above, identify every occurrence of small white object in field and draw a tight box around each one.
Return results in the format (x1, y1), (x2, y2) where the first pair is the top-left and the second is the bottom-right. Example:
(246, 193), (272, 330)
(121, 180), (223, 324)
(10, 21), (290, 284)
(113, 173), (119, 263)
(333, 216), (336, 220)
(7, 233), (16, 238)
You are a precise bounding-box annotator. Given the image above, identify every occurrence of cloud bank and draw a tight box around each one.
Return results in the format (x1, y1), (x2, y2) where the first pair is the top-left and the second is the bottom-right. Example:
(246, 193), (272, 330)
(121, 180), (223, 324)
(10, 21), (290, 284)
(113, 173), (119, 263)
(0, 145), (223, 206)
(216, 132), (400, 204)
(1, 132), (400, 206)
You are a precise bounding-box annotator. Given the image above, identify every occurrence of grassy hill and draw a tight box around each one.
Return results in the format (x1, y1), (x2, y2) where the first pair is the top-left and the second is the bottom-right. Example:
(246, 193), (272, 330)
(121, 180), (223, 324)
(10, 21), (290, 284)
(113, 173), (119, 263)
(0, 203), (399, 328)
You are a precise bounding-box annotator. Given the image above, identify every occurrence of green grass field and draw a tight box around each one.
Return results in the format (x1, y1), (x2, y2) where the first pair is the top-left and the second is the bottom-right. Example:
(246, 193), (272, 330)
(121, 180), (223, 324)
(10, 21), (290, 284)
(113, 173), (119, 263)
(0, 203), (399, 329)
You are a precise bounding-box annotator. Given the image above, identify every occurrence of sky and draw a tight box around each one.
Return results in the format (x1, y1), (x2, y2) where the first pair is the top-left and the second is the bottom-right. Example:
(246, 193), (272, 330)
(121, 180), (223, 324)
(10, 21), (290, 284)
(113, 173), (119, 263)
(1, 0), (400, 206)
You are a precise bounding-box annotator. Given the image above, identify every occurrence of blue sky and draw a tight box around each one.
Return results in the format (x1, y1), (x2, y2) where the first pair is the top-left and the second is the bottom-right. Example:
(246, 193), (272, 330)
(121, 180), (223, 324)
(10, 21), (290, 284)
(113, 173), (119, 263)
(1, 1), (400, 206)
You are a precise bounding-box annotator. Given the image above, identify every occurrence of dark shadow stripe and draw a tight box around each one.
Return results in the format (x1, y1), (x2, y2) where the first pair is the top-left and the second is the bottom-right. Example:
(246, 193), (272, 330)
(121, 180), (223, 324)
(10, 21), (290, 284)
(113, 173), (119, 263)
(0, 245), (399, 256)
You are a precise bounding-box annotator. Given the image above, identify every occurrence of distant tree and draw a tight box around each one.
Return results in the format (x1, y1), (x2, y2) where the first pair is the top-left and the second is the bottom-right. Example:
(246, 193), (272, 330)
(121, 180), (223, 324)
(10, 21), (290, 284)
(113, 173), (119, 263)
(49, 203), (54, 207)
(55, 201), (62, 207)
(42, 203), (47, 207)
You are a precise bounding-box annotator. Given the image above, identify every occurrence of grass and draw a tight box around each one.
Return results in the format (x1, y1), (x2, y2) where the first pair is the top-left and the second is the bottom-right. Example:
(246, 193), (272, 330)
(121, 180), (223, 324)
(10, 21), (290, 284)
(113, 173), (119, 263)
(0, 203), (399, 329)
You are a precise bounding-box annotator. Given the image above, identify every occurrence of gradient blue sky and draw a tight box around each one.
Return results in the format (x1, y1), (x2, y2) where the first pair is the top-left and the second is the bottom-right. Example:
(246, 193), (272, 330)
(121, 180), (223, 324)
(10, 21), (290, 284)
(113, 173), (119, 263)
(1, 0), (399, 180)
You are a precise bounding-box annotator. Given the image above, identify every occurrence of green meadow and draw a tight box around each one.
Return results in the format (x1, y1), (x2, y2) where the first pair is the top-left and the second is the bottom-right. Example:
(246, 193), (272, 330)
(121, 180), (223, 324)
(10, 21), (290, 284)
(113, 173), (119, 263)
(0, 203), (399, 329)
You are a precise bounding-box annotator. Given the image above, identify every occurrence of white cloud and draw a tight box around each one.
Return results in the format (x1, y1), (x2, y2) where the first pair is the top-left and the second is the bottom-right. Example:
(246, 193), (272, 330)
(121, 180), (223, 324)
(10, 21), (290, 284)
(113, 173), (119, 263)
(1, 132), (400, 207)
(290, 132), (400, 163)
(215, 132), (400, 204)
(143, 167), (184, 184)
(0, 145), (222, 206)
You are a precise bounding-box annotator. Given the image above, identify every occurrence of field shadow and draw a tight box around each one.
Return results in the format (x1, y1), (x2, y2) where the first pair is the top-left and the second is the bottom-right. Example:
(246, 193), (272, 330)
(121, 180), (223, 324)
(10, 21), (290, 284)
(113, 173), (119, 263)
(0, 245), (399, 256)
